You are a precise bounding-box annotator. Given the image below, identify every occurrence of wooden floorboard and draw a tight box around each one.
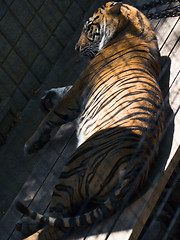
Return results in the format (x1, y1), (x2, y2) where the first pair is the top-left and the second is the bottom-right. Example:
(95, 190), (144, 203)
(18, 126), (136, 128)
(155, 17), (179, 50)
(129, 145), (180, 240)
(0, 15), (179, 240)
(129, 16), (180, 239)
(162, 18), (180, 163)
(0, 122), (77, 240)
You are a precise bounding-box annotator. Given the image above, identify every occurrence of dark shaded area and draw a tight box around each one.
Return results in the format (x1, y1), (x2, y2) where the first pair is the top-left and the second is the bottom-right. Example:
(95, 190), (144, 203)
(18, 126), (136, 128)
(139, 162), (180, 240)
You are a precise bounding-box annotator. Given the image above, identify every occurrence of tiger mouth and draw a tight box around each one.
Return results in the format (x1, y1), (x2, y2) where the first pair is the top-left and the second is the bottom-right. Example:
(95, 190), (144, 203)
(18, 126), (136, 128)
(80, 48), (98, 58)
(75, 44), (98, 59)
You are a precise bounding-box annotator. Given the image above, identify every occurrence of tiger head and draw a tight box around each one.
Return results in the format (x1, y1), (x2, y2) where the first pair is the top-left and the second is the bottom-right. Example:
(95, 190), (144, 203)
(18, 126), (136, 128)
(75, 1), (129, 58)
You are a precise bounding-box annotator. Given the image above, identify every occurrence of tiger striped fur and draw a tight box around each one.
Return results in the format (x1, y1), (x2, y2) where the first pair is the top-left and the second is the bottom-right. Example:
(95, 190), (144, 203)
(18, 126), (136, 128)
(16, 2), (164, 239)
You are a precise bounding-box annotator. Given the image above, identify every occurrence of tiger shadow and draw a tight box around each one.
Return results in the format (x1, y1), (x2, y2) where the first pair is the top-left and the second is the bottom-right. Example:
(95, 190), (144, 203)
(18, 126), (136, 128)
(64, 55), (174, 239)
(149, 56), (174, 181)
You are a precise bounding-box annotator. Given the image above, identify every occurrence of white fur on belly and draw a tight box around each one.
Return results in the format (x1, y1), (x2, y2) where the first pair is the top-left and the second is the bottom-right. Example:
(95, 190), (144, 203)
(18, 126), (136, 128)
(77, 129), (86, 147)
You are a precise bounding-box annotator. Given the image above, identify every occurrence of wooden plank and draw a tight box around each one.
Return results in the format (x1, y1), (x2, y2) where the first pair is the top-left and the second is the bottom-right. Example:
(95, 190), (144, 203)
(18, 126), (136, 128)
(160, 17), (179, 55)
(167, 71), (180, 167)
(151, 19), (160, 31)
(155, 17), (179, 50)
(153, 17), (180, 163)
(162, 19), (180, 162)
(150, 1), (178, 31)
(9, 129), (77, 240)
(0, 122), (77, 240)
(128, 17), (180, 239)
(129, 145), (180, 240)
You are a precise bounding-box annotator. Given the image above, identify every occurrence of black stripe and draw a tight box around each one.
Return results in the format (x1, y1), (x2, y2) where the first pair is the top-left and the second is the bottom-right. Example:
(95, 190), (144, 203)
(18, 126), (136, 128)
(80, 214), (87, 226)
(132, 116), (156, 123)
(60, 168), (84, 178)
(40, 216), (49, 225)
(88, 44), (150, 76)
(96, 50), (152, 74)
(133, 106), (157, 114)
(93, 16), (99, 21)
(82, 86), (132, 122)
(68, 146), (97, 165)
(54, 218), (65, 228)
(82, 71), (160, 122)
(55, 184), (74, 193)
(85, 71), (159, 111)
(98, 105), (156, 129)
(30, 211), (37, 220)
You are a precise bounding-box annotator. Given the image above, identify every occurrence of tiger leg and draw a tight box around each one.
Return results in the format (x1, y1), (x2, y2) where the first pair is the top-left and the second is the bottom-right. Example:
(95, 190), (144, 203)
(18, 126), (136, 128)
(24, 84), (81, 154)
(40, 86), (72, 113)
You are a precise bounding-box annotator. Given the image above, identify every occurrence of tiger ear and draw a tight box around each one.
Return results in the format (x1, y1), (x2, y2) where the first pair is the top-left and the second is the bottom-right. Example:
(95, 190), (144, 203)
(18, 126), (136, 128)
(108, 2), (122, 15)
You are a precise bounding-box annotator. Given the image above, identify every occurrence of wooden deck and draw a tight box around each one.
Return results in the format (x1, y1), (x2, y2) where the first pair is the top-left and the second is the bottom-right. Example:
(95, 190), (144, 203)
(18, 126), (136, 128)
(0, 15), (180, 240)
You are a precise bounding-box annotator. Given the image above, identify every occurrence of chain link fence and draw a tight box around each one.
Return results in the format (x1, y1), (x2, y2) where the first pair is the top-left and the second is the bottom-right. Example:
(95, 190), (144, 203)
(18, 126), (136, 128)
(0, 0), (179, 239)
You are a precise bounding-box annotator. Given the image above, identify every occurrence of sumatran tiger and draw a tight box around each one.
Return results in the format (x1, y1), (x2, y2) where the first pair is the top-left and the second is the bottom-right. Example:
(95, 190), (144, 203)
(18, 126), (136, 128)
(16, 2), (164, 239)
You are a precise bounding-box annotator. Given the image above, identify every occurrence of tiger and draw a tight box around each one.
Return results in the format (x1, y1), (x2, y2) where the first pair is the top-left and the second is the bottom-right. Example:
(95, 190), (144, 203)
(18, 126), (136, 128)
(16, 2), (165, 239)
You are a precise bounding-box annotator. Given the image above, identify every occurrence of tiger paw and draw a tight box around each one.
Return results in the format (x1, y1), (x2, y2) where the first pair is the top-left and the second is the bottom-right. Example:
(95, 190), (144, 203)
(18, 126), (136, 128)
(40, 89), (59, 113)
(24, 126), (51, 154)
(40, 87), (72, 113)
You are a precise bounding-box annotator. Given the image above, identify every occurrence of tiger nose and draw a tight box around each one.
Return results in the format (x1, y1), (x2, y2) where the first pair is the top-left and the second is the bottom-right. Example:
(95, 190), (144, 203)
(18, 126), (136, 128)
(75, 44), (81, 52)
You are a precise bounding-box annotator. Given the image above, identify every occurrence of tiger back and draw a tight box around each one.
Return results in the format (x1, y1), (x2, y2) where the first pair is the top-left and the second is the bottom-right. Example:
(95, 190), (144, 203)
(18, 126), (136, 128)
(16, 2), (164, 240)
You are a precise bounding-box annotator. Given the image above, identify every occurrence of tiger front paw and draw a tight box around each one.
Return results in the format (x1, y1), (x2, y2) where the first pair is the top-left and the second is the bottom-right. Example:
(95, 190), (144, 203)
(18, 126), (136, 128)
(40, 87), (72, 113)
(40, 89), (59, 113)
(24, 126), (51, 154)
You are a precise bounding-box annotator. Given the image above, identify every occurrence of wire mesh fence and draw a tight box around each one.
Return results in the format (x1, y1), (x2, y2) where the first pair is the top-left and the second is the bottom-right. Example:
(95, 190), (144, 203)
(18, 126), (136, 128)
(0, 0), (179, 240)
